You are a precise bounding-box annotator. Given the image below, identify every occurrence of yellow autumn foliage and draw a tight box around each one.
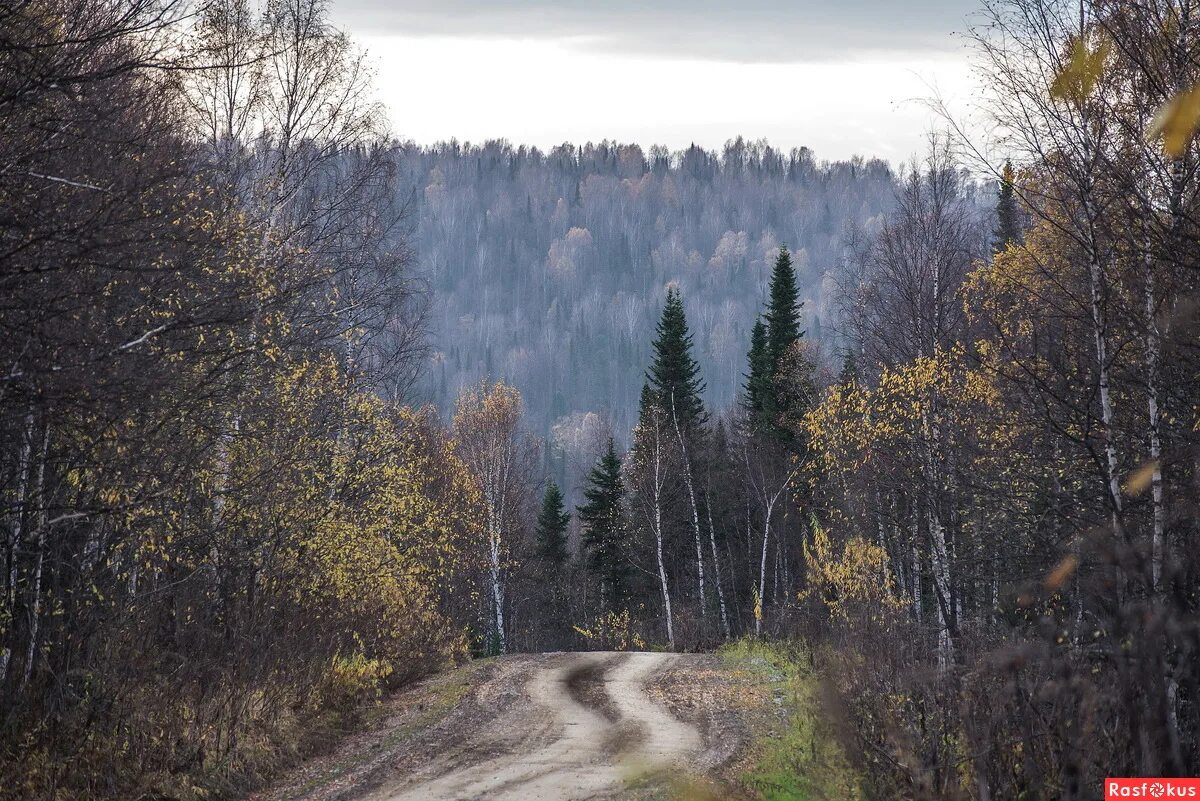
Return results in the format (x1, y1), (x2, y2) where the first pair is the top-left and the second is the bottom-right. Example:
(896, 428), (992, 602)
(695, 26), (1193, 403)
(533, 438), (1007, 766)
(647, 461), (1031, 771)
(1049, 33), (1111, 103)
(225, 354), (482, 683)
(572, 609), (645, 651)
(801, 521), (905, 624)
(805, 346), (1013, 478)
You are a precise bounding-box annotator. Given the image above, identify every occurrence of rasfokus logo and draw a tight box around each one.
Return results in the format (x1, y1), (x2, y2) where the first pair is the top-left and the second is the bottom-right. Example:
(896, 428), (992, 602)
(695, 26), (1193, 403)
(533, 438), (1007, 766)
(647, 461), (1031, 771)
(1106, 779), (1200, 799)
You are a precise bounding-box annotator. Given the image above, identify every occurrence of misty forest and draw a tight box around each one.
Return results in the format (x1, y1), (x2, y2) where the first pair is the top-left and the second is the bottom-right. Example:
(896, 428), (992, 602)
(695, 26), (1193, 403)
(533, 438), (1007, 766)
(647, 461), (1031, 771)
(1, 0), (1198, 800)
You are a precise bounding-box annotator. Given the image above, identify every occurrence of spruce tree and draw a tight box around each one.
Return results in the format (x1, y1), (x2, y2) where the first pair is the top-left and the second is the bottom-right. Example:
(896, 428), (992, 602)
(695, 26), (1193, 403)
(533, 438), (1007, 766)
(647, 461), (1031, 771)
(577, 438), (629, 607)
(743, 317), (771, 429)
(838, 350), (861, 387)
(750, 245), (817, 446)
(647, 286), (707, 430)
(630, 382), (660, 460)
(993, 160), (1020, 253)
(765, 245), (803, 373)
(536, 481), (570, 566)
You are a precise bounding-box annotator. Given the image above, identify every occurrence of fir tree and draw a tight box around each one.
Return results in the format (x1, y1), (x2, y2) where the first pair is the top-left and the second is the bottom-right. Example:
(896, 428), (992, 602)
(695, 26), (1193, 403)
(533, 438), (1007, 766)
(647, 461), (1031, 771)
(993, 160), (1020, 253)
(577, 438), (629, 607)
(536, 481), (570, 566)
(647, 286), (707, 430)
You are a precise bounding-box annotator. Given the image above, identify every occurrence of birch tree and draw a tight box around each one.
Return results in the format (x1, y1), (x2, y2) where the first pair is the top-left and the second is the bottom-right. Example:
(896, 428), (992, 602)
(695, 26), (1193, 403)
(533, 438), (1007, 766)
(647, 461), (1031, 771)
(453, 380), (536, 654)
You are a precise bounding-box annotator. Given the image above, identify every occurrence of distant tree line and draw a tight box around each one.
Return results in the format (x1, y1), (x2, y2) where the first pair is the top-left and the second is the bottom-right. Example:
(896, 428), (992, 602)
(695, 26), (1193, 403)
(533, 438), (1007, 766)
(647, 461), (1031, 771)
(395, 134), (919, 472)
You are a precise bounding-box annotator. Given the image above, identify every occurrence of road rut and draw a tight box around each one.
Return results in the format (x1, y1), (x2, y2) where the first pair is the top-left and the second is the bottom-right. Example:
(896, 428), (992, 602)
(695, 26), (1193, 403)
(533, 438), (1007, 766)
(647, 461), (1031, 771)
(372, 651), (701, 801)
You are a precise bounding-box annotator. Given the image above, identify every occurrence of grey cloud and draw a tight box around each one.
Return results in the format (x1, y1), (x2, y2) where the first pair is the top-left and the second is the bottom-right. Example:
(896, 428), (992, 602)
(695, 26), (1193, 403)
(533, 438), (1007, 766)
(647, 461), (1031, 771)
(333, 0), (979, 62)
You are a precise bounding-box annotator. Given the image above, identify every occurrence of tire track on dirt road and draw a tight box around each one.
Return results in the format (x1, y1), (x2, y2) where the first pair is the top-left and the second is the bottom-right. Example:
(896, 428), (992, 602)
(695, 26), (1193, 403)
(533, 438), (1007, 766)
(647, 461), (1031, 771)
(372, 651), (701, 801)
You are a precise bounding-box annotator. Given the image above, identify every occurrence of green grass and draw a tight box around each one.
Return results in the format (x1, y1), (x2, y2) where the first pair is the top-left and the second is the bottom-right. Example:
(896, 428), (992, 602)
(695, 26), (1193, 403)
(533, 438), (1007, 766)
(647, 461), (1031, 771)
(719, 639), (861, 801)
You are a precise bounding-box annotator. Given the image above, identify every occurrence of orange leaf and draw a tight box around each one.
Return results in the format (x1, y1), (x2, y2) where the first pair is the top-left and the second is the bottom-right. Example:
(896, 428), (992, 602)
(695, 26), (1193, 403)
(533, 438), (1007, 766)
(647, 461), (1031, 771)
(1044, 554), (1078, 592)
(1122, 459), (1160, 496)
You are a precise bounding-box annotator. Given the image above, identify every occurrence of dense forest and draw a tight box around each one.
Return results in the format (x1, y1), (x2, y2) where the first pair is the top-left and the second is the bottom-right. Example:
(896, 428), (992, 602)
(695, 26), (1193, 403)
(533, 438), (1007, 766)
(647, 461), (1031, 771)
(2, 0), (1199, 799)
(398, 138), (905, 439)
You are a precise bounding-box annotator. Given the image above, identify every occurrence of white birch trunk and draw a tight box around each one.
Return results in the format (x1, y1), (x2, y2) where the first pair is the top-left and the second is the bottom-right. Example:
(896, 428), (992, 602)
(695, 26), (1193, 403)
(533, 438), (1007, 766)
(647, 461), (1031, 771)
(655, 507), (675, 650)
(1143, 260), (1165, 589)
(1, 412), (35, 687)
(921, 404), (953, 666)
(20, 425), (49, 693)
(911, 533), (922, 625)
(650, 419), (675, 648)
(928, 504), (953, 668)
(705, 487), (730, 640)
(487, 507), (506, 654)
(669, 392), (705, 619)
(757, 511), (770, 637)
(1083, 196), (1123, 527)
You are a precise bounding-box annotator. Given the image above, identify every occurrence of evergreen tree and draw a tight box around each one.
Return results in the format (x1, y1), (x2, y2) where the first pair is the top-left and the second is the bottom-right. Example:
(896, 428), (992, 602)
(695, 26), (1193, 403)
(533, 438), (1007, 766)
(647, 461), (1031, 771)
(536, 481), (570, 566)
(743, 317), (771, 429)
(712, 418), (729, 457)
(635, 381), (657, 426)
(647, 286), (707, 430)
(577, 438), (629, 607)
(765, 245), (803, 373)
(630, 382), (660, 460)
(993, 160), (1020, 253)
(838, 350), (861, 387)
(751, 245), (817, 446)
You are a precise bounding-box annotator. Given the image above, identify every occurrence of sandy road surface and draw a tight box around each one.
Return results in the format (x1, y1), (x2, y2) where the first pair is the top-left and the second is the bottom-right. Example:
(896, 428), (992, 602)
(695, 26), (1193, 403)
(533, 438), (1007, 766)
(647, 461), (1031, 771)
(371, 651), (701, 801)
(251, 651), (760, 801)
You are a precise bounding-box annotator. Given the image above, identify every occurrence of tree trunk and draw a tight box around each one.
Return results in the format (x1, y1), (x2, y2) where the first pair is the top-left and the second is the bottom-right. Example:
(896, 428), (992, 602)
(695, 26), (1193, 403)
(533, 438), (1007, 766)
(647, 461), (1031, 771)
(1143, 255), (1165, 589)
(487, 507), (506, 654)
(670, 393), (705, 621)
(655, 512), (674, 649)
(928, 503), (953, 669)
(19, 424), (49, 694)
(705, 486), (731, 640)
(756, 510), (770, 637)
(1, 411), (35, 689)
(1084, 195), (1123, 529)
(652, 425), (674, 648)
(911, 509), (922, 624)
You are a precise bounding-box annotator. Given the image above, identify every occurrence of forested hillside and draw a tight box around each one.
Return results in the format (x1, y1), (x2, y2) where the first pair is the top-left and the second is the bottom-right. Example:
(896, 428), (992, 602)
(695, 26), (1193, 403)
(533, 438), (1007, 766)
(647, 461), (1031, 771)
(402, 140), (901, 437)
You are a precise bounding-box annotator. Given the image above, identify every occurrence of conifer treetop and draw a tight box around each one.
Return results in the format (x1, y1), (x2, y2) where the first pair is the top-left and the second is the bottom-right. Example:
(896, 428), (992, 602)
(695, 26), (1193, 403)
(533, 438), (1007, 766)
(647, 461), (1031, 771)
(536, 480), (570, 565)
(647, 285), (707, 430)
(765, 245), (803, 372)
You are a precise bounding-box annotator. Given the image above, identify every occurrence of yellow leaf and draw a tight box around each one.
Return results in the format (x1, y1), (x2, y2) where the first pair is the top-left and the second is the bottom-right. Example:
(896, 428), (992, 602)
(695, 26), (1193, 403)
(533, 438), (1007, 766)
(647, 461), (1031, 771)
(1150, 84), (1200, 157)
(1050, 36), (1109, 102)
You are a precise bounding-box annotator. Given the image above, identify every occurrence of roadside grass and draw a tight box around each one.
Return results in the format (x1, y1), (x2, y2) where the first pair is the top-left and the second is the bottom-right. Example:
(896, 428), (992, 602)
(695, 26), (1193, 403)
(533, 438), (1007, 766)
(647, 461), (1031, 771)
(623, 769), (733, 801)
(719, 639), (861, 801)
(260, 658), (487, 801)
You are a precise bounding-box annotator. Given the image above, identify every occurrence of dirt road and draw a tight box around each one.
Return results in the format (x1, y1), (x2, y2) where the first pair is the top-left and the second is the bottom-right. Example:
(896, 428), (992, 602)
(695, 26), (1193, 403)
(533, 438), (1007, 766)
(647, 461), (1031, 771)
(374, 652), (699, 801)
(254, 651), (761, 801)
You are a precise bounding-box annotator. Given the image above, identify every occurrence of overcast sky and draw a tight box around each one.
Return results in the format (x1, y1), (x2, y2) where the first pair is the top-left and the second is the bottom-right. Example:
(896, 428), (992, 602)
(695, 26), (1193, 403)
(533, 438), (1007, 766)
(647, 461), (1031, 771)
(332, 0), (981, 162)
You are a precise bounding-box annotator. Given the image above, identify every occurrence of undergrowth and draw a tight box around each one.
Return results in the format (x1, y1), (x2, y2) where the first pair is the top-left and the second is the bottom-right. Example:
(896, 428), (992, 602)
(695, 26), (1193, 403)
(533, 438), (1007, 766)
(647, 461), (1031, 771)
(719, 639), (861, 801)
